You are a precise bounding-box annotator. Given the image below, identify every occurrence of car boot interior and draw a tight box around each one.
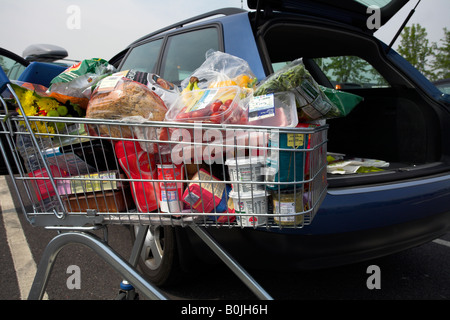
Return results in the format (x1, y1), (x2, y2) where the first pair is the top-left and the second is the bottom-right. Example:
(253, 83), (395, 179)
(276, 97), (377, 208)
(257, 19), (446, 187)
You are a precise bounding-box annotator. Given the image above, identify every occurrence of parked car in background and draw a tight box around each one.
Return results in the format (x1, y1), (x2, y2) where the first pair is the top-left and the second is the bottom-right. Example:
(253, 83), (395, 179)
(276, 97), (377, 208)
(0, 45), (74, 174)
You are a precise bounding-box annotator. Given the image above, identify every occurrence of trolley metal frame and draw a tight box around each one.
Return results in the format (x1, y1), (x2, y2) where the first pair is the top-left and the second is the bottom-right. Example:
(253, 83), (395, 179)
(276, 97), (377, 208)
(0, 68), (327, 300)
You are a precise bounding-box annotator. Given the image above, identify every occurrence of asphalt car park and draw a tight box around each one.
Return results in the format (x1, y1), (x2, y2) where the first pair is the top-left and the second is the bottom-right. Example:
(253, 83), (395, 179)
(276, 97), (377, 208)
(1, 174), (449, 301)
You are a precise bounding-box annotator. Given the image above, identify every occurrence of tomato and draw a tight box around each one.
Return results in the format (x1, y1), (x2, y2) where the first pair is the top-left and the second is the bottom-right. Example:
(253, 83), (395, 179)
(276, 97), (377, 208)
(190, 107), (211, 119)
(209, 112), (222, 124)
(191, 110), (204, 118)
(224, 99), (233, 107)
(176, 109), (190, 120)
(239, 113), (248, 125)
(177, 114), (190, 120)
(176, 106), (188, 120)
(218, 104), (228, 112)
(210, 100), (223, 113)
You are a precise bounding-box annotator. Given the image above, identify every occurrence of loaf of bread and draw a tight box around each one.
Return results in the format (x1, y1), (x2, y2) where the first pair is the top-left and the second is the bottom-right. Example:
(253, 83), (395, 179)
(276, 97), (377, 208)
(86, 76), (167, 137)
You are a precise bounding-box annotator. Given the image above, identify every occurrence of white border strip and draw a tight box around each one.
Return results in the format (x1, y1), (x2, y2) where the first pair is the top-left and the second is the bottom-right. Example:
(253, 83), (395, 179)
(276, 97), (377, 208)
(0, 176), (47, 300)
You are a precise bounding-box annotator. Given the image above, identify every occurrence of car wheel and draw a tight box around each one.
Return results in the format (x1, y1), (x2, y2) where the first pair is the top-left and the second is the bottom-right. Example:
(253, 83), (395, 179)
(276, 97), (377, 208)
(130, 225), (181, 287)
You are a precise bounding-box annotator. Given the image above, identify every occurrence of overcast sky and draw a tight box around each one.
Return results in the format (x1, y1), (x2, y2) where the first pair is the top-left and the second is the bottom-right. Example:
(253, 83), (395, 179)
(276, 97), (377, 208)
(0, 0), (448, 62)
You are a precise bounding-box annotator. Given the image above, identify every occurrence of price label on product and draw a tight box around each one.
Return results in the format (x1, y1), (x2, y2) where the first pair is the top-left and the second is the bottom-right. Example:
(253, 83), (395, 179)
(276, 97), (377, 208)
(97, 76), (122, 92)
(248, 94), (275, 121)
(287, 133), (305, 149)
(187, 89), (217, 112)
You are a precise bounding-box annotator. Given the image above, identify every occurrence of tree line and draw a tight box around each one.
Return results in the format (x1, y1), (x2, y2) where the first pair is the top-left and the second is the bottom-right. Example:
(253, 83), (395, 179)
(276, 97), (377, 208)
(397, 24), (449, 81)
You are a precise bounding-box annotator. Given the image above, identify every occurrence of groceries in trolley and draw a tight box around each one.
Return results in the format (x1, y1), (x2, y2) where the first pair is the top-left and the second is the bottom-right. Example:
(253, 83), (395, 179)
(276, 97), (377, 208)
(4, 52), (370, 229)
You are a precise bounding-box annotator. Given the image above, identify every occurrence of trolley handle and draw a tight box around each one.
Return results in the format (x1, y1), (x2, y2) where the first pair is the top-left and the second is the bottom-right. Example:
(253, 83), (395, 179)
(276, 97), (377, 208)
(0, 66), (10, 94)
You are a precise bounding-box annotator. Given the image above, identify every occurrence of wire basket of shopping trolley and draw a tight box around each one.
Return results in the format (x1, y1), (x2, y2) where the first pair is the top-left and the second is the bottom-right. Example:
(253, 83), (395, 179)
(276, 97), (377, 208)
(0, 66), (328, 300)
(1, 112), (327, 230)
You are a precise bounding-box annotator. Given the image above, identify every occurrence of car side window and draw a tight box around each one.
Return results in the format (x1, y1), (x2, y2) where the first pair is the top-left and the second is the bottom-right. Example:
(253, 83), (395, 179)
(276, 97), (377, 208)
(120, 38), (163, 73)
(314, 56), (389, 89)
(160, 28), (220, 83)
(0, 55), (27, 80)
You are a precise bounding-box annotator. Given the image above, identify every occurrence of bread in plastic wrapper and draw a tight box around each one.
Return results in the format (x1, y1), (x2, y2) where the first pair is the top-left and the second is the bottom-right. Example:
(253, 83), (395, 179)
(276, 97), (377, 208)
(86, 76), (167, 151)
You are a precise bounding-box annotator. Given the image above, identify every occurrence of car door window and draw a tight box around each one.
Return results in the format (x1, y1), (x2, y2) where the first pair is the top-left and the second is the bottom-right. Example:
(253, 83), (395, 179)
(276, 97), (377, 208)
(120, 38), (163, 73)
(314, 56), (389, 89)
(0, 54), (27, 80)
(160, 28), (220, 83)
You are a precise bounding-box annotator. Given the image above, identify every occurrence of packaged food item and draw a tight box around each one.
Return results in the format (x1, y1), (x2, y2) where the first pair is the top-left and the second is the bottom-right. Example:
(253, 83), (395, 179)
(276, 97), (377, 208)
(320, 86), (363, 118)
(246, 91), (298, 127)
(48, 58), (116, 104)
(271, 189), (304, 226)
(265, 124), (317, 190)
(115, 70), (180, 108)
(29, 165), (68, 201)
(115, 141), (159, 213)
(254, 58), (344, 122)
(157, 163), (185, 213)
(182, 169), (226, 213)
(168, 50), (257, 126)
(229, 190), (268, 227)
(208, 185), (236, 223)
(180, 49), (257, 92)
(58, 170), (125, 195)
(225, 156), (265, 193)
(327, 157), (389, 174)
(165, 85), (245, 125)
(59, 170), (134, 213)
(86, 76), (167, 147)
(63, 189), (134, 213)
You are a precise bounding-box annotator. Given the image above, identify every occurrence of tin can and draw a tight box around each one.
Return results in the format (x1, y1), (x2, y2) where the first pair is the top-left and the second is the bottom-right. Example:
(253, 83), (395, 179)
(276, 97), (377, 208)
(271, 189), (304, 226)
(225, 156), (265, 193)
(157, 163), (184, 213)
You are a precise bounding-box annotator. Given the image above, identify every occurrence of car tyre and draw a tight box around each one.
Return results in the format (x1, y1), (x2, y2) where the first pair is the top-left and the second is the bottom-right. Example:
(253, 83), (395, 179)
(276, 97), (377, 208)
(130, 225), (182, 287)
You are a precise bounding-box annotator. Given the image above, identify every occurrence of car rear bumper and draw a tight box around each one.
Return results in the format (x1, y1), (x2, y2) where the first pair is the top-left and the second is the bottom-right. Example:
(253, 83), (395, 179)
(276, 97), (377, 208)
(180, 210), (450, 270)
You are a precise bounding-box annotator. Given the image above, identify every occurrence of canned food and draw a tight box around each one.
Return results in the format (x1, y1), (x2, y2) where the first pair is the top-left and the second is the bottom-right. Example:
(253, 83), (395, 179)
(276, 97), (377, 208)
(271, 189), (304, 226)
(157, 163), (184, 213)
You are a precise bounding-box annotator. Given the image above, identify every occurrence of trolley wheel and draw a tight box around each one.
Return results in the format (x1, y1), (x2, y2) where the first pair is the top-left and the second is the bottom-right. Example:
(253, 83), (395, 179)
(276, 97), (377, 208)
(115, 289), (139, 300)
(130, 225), (181, 286)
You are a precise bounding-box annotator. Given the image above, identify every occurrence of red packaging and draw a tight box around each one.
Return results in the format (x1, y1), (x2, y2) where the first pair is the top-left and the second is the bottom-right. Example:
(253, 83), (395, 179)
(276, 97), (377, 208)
(29, 165), (68, 201)
(115, 141), (159, 212)
(157, 163), (184, 213)
(182, 169), (225, 213)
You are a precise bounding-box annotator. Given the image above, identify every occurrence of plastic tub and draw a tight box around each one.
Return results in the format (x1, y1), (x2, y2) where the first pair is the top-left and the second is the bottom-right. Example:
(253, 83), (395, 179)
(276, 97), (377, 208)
(225, 156), (266, 193)
(229, 191), (268, 227)
(246, 91), (298, 127)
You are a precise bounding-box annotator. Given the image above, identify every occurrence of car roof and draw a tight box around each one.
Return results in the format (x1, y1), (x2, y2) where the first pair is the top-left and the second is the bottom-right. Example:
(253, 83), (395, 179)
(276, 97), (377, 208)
(129, 7), (247, 47)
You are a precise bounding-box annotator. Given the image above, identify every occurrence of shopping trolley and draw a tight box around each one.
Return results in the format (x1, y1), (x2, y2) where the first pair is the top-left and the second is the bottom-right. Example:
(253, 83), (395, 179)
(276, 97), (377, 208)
(0, 67), (327, 300)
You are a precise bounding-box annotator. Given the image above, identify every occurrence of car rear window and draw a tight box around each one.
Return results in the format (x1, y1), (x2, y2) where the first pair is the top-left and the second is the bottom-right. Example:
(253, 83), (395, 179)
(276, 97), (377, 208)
(314, 56), (389, 89)
(160, 27), (220, 83)
(120, 38), (163, 73)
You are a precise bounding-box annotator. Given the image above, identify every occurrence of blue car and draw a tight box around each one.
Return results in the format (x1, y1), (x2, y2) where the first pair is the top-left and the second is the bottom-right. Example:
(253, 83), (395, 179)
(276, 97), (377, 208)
(106, 0), (450, 286)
